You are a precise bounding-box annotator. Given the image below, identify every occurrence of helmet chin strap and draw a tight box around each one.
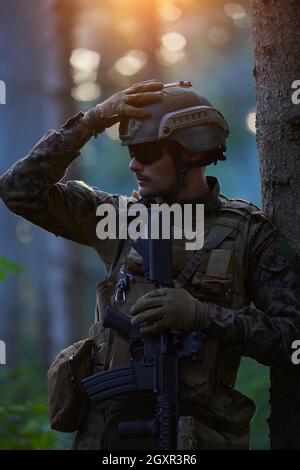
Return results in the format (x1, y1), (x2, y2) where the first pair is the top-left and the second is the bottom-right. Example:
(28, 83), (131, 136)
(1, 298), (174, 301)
(165, 141), (227, 187)
(165, 142), (209, 188)
(174, 158), (205, 188)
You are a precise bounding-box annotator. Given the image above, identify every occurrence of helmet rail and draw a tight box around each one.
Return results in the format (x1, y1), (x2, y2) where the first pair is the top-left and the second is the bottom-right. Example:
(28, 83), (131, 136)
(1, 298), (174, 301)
(159, 106), (229, 140)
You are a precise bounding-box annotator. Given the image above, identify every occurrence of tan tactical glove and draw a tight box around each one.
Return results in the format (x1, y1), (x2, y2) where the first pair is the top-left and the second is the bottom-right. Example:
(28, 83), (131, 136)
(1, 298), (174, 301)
(85, 79), (163, 136)
(130, 288), (209, 335)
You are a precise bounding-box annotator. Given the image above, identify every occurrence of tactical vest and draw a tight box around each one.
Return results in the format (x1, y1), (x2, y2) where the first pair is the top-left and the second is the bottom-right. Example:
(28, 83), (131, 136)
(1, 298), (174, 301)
(90, 195), (261, 449)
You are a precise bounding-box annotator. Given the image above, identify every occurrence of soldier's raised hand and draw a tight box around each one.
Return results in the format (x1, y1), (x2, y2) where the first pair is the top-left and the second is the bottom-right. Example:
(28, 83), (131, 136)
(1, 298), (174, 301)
(85, 79), (163, 133)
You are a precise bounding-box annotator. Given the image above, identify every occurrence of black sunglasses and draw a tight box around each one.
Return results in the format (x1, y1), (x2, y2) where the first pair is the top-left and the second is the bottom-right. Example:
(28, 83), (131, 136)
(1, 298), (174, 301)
(128, 142), (166, 166)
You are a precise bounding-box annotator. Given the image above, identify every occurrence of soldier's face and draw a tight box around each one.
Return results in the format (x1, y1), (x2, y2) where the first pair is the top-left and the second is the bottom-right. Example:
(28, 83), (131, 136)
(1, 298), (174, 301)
(128, 144), (178, 199)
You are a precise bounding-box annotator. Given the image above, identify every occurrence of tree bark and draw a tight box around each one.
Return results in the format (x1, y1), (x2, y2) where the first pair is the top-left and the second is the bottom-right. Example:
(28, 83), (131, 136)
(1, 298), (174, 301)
(250, 0), (300, 449)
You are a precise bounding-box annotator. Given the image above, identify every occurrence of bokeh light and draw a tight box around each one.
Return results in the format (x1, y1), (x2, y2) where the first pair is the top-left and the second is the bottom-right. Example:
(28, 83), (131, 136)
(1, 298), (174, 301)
(72, 68), (98, 85)
(224, 3), (246, 20)
(158, 1), (182, 22)
(161, 32), (187, 52)
(70, 48), (101, 101)
(247, 111), (256, 134)
(71, 82), (101, 102)
(70, 48), (101, 72)
(156, 46), (186, 66)
(114, 50), (148, 76)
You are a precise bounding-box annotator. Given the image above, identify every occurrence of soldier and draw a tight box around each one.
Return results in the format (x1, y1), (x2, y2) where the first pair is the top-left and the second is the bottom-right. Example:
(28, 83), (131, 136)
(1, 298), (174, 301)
(0, 80), (300, 450)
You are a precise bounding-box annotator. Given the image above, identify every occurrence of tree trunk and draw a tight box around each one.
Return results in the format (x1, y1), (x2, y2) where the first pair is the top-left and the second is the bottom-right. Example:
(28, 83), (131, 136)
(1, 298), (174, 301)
(250, 0), (300, 449)
(0, 0), (85, 366)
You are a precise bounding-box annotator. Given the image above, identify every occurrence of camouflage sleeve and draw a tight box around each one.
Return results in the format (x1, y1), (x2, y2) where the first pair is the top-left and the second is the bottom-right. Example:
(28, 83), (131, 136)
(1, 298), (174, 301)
(199, 214), (300, 367)
(0, 111), (119, 251)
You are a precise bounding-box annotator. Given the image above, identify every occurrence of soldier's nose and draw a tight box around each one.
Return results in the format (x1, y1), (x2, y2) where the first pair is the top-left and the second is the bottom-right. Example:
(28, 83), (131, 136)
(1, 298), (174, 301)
(129, 157), (144, 172)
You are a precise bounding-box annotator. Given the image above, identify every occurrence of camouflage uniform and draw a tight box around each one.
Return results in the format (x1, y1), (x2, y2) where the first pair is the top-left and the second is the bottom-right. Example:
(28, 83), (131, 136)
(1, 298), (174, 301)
(1, 111), (300, 450)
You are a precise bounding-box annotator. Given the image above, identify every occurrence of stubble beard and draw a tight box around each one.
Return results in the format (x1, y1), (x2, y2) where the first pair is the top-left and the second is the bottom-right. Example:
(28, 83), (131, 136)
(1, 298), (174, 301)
(138, 182), (179, 203)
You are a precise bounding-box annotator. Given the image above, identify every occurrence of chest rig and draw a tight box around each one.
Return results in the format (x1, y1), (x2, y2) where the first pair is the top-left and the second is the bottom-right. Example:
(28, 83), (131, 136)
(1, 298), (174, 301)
(91, 195), (260, 406)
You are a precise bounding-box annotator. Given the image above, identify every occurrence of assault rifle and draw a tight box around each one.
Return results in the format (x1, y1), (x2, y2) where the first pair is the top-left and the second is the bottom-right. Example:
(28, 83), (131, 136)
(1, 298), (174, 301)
(82, 211), (204, 449)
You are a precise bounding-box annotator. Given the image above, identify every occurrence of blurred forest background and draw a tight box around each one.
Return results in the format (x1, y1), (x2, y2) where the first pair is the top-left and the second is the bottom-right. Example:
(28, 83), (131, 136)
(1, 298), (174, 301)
(0, 0), (269, 449)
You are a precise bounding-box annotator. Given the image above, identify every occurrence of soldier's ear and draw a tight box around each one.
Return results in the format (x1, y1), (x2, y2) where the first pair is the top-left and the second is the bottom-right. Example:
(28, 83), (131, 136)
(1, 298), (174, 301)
(180, 146), (203, 163)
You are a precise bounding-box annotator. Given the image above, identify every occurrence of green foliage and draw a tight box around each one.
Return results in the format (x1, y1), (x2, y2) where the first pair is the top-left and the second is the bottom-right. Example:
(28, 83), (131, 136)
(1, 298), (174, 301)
(0, 260), (70, 450)
(0, 362), (73, 450)
(236, 357), (270, 450)
(0, 359), (271, 449)
(0, 257), (24, 282)
(0, 402), (58, 449)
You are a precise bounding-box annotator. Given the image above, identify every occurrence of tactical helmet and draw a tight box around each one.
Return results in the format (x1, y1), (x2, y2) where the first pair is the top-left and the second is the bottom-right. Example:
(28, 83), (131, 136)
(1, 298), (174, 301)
(119, 81), (230, 186)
